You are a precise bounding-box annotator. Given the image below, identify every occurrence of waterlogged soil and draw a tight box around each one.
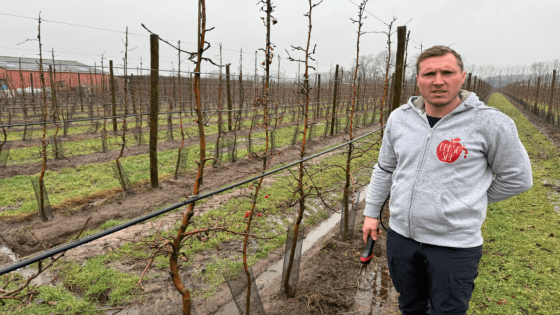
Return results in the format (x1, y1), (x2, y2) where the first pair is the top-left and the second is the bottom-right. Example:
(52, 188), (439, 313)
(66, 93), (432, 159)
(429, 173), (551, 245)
(0, 120), (379, 259)
(259, 200), (399, 315)
(103, 193), (398, 315)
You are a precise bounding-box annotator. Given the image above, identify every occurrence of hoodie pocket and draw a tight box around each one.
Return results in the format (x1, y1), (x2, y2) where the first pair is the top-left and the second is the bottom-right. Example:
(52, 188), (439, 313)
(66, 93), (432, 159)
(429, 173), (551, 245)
(388, 182), (413, 228)
(411, 186), (456, 233)
(439, 192), (479, 231)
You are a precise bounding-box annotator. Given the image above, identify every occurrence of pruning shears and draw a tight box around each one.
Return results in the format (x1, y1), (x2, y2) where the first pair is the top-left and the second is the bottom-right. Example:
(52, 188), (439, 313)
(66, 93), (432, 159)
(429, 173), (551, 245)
(357, 195), (388, 280)
(358, 231), (378, 278)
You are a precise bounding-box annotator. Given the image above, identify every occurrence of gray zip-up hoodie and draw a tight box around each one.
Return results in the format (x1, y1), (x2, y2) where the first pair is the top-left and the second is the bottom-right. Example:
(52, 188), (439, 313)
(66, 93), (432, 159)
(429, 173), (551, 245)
(364, 91), (533, 248)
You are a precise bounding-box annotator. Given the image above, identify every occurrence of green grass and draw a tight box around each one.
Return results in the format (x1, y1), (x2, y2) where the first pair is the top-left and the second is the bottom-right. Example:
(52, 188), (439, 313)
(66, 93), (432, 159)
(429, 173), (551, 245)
(77, 125), (381, 300)
(57, 255), (141, 306)
(469, 93), (560, 314)
(0, 111), (377, 219)
(0, 109), (382, 312)
(0, 255), (143, 314)
(155, 131), (381, 298)
(3, 103), (373, 165)
(2, 103), (337, 144)
(0, 278), (100, 315)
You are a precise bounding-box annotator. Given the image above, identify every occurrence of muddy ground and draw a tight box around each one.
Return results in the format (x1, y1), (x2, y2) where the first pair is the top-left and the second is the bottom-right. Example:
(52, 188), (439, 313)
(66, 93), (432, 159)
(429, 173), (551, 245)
(258, 200), (399, 315)
(115, 194), (399, 315)
(0, 120), (394, 315)
(0, 120), (380, 259)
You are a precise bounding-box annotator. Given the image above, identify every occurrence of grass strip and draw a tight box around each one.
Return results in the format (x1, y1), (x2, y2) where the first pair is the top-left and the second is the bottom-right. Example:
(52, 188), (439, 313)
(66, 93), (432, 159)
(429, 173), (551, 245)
(5, 109), (321, 164)
(0, 116), (381, 311)
(469, 93), (560, 314)
(0, 115), (375, 219)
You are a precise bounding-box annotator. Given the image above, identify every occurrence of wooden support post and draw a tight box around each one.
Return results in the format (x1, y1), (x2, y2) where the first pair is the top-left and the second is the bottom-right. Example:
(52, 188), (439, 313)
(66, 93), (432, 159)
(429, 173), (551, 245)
(110, 60), (117, 131)
(30, 73), (36, 114)
(78, 73), (84, 112)
(473, 76), (477, 94)
(149, 34), (159, 188)
(316, 74), (321, 119)
(388, 73), (395, 119)
(330, 65), (339, 135)
(534, 76), (541, 115)
(466, 73), (472, 91)
(130, 73), (136, 114)
(391, 26), (406, 114)
(356, 75), (361, 112)
(226, 64), (233, 131)
(48, 65), (58, 121)
(477, 79), (481, 96)
(238, 69), (244, 124)
(547, 69), (557, 123)
(526, 79), (531, 106)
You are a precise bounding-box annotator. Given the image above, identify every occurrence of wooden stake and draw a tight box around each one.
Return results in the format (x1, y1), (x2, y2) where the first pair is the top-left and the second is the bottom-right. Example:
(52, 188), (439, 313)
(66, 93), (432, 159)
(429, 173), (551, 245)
(390, 26), (406, 113)
(547, 69), (557, 123)
(149, 34), (159, 188)
(110, 60), (117, 131)
(330, 64), (339, 135)
(226, 64), (233, 131)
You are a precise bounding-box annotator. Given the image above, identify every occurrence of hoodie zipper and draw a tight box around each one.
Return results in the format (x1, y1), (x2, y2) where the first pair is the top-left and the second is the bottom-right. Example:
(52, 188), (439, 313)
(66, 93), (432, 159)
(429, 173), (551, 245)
(406, 112), (449, 239)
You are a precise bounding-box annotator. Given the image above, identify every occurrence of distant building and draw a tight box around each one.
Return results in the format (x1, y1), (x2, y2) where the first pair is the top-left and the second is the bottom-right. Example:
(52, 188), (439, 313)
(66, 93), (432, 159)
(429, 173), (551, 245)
(0, 56), (106, 91)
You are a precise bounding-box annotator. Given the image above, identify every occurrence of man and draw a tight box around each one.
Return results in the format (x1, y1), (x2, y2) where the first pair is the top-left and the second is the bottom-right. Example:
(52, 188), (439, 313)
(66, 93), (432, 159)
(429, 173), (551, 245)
(362, 46), (532, 314)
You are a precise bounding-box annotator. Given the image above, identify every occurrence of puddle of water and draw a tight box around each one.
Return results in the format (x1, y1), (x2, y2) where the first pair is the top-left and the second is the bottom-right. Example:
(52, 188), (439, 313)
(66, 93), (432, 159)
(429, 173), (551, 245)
(105, 306), (141, 315)
(0, 245), (17, 262)
(354, 265), (396, 315)
(0, 244), (53, 286)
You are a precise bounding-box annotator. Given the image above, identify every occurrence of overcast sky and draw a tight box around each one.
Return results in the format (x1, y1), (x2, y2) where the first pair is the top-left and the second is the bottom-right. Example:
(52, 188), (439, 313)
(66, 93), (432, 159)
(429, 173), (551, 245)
(1, 0), (559, 78)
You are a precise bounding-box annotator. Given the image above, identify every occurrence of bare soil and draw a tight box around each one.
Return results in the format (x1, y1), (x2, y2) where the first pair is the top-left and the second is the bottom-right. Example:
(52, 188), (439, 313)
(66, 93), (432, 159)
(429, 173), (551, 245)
(258, 200), (399, 315)
(102, 193), (399, 315)
(0, 121), (379, 259)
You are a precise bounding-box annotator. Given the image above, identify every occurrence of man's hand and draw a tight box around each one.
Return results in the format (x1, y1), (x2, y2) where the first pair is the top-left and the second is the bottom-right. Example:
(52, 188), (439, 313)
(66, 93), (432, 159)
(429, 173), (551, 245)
(363, 216), (382, 244)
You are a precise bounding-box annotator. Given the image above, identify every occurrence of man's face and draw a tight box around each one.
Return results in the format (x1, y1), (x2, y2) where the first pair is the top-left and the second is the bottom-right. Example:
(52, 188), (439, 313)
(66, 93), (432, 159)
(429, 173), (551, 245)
(416, 53), (466, 107)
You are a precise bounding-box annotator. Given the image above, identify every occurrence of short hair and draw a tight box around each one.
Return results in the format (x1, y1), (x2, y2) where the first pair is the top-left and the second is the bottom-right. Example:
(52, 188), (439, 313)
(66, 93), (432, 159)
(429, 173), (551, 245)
(416, 45), (464, 74)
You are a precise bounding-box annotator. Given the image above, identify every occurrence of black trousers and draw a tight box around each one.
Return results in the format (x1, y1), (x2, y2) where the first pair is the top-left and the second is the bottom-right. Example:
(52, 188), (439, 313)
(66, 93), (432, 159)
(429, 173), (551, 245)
(386, 229), (482, 315)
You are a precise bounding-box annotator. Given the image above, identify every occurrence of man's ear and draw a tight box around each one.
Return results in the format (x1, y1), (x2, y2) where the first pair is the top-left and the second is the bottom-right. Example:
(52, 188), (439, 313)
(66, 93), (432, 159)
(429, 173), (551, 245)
(461, 71), (466, 83)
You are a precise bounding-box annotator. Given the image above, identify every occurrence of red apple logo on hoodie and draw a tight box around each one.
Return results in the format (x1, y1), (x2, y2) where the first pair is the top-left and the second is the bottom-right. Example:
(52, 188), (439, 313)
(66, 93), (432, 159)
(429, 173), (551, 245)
(437, 138), (468, 163)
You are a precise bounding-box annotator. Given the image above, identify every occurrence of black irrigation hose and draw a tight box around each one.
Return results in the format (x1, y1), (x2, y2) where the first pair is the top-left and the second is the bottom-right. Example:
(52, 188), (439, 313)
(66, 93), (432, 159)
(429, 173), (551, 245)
(0, 125), (385, 276)
(379, 195), (389, 231)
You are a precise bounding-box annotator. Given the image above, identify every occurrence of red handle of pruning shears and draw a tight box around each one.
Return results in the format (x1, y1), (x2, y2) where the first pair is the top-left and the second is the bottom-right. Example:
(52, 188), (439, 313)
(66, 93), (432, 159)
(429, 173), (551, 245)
(360, 233), (377, 265)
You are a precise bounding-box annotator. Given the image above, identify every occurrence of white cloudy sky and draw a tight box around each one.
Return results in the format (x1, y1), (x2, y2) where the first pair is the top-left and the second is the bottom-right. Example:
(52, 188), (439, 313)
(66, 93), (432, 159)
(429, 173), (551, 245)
(1, 0), (559, 78)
